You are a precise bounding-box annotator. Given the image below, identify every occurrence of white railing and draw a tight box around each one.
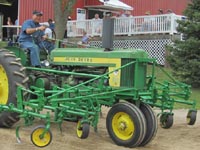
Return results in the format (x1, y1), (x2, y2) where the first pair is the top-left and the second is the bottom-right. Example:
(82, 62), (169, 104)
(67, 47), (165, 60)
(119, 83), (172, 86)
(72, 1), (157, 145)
(67, 14), (184, 37)
(1, 25), (21, 41)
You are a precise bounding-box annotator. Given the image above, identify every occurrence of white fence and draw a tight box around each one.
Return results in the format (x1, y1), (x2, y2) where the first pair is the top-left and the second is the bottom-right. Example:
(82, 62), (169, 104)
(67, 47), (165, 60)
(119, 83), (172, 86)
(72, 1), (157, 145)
(67, 14), (184, 37)
(89, 39), (172, 65)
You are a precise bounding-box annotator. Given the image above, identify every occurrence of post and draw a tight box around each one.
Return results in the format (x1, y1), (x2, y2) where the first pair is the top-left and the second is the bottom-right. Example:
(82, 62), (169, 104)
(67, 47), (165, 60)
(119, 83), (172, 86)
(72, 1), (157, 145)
(0, 13), (4, 41)
(170, 14), (175, 35)
(128, 17), (132, 36)
(91, 20), (95, 37)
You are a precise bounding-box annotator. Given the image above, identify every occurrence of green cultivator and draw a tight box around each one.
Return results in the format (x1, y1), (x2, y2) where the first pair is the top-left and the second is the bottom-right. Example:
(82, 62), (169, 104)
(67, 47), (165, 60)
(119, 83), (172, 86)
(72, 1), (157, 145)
(0, 47), (197, 148)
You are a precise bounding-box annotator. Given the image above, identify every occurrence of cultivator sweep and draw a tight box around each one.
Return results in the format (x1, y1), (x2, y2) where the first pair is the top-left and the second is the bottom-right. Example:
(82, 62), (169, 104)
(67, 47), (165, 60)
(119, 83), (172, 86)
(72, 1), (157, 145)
(0, 48), (197, 148)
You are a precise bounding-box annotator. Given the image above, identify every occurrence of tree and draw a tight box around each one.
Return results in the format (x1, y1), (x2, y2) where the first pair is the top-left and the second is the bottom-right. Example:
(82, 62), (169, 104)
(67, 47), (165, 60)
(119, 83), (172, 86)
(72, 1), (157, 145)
(167, 0), (200, 87)
(53, 0), (76, 39)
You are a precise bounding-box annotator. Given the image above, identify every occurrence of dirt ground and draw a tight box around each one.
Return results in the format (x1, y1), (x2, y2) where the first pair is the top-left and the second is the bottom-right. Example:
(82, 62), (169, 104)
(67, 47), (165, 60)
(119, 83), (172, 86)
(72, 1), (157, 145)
(0, 108), (199, 150)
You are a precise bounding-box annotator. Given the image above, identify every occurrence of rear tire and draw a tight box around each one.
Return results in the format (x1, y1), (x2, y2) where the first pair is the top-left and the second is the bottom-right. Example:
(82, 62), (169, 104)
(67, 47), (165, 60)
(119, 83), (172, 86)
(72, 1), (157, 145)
(106, 102), (146, 148)
(139, 103), (158, 146)
(0, 49), (28, 128)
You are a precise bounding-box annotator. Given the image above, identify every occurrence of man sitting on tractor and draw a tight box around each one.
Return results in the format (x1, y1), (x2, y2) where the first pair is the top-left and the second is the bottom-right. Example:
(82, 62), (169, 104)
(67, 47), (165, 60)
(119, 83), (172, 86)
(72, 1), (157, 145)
(18, 10), (54, 67)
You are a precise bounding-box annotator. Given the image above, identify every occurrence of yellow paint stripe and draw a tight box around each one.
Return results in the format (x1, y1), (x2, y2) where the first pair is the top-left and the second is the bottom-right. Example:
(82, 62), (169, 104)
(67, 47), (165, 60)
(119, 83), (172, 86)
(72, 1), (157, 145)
(53, 57), (121, 87)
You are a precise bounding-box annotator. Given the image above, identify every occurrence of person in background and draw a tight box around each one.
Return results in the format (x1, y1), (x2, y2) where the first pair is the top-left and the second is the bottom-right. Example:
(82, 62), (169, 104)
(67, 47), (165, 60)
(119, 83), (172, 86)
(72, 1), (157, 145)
(64, 16), (72, 39)
(7, 17), (13, 41)
(157, 9), (165, 31)
(40, 23), (55, 52)
(142, 11), (155, 31)
(77, 31), (91, 48)
(48, 19), (55, 30)
(166, 9), (175, 14)
(166, 9), (176, 30)
(121, 10), (133, 18)
(81, 31), (91, 44)
(14, 18), (20, 35)
(92, 13), (102, 34)
(15, 18), (19, 25)
(48, 19), (55, 38)
(120, 10), (134, 33)
(18, 10), (54, 67)
(44, 24), (53, 39)
(158, 9), (164, 15)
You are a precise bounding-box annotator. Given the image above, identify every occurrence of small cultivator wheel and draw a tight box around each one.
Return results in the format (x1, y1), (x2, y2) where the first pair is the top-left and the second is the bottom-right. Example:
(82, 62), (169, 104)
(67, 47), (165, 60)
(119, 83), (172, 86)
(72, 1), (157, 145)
(31, 125), (52, 148)
(76, 121), (90, 139)
(187, 110), (197, 125)
(0, 49), (28, 128)
(139, 103), (158, 146)
(160, 113), (173, 129)
(106, 102), (146, 148)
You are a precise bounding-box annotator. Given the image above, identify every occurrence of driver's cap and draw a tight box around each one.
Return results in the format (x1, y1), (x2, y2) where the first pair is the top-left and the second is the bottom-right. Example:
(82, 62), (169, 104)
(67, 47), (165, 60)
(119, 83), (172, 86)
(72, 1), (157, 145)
(33, 10), (43, 16)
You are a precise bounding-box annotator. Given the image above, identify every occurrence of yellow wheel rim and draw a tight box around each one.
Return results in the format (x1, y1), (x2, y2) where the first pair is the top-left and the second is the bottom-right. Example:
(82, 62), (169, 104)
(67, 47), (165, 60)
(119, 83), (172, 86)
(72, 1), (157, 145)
(77, 121), (83, 138)
(187, 115), (191, 124)
(31, 127), (51, 147)
(112, 112), (135, 140)
(0, 65), (9, 104)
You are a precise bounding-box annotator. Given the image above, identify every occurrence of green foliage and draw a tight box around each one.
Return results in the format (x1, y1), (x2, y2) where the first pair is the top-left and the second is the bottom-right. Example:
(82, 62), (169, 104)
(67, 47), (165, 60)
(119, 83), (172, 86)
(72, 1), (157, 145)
(167, 0), (200, 88)
(64, 0), (76, 14)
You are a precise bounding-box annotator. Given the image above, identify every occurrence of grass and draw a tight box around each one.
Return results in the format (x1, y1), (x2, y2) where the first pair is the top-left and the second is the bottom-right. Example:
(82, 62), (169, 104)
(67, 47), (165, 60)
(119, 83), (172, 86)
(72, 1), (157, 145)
(148, 65), (200, 109)
(0, 41), (8, 48)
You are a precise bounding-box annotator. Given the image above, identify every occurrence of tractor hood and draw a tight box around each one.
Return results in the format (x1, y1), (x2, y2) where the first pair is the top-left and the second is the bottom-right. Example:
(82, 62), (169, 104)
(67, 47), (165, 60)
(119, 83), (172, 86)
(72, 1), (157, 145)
(51, 48), (148, 60)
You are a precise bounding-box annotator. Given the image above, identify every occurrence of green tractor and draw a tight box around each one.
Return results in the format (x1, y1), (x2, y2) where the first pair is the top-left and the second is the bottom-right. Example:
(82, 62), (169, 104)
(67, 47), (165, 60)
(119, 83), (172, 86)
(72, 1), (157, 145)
(0, 43), (197, 148)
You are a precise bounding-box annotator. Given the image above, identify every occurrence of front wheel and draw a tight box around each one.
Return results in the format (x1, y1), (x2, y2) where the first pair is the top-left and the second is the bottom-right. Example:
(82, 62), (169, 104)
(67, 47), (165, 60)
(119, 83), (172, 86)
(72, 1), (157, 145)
(106, 102), (146, 148)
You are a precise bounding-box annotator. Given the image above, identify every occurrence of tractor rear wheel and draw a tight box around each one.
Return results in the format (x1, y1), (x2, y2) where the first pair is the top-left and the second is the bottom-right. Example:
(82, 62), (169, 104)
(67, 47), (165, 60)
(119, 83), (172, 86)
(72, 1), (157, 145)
(0, 49), (28, 128)
(139, 103), (158, 146)
(106, 102), (146, 148)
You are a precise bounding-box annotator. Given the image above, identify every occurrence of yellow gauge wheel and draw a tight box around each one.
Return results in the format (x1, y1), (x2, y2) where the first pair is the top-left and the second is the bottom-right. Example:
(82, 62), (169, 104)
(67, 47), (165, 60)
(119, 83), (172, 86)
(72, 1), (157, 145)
(186, 116), (191, 124)
(0, 65), (9, 104)
(76, 121), (90, 139)
(112, 112), (135, 140)
(31, 126), (52, 147)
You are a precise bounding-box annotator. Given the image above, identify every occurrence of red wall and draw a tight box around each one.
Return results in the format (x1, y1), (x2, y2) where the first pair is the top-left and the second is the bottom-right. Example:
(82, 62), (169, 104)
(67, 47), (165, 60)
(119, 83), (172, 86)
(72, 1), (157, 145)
(19, 0), (191, 25)
(19, 0), (54, 25)
(84, 0), (190, 16)
(19, 0), (85, 24)
(70, 0), (85, 20)
(122, 0), (190, 16)
(85, 0), (101, 5)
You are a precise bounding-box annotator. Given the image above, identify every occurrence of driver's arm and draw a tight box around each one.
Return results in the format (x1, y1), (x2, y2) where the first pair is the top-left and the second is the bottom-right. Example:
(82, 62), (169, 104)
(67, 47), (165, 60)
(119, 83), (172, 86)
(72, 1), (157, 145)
(26, 26), (46, 34)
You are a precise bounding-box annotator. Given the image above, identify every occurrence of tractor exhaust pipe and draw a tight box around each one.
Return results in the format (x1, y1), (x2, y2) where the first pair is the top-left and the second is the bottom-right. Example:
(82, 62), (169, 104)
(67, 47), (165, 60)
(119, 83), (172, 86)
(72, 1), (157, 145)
(102, 12), (114, 51)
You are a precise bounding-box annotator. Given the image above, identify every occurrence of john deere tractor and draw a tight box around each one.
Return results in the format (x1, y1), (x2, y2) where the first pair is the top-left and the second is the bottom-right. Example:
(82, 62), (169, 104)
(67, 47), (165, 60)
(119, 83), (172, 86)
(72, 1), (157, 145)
(0, 44), (197, 148)
(0, 17), (197, 148)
